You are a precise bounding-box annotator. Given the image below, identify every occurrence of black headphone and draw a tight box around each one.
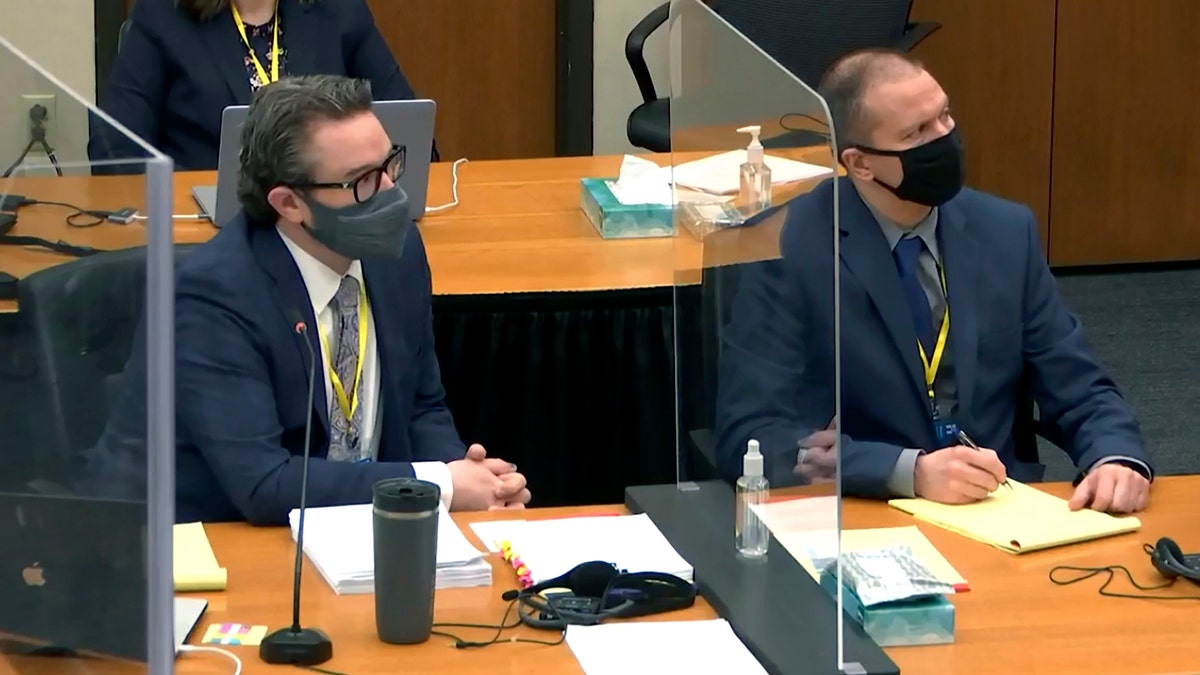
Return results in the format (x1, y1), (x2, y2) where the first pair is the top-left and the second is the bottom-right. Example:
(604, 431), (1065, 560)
(500, 560), (696, 630)
(1147, 537), (1200, 584)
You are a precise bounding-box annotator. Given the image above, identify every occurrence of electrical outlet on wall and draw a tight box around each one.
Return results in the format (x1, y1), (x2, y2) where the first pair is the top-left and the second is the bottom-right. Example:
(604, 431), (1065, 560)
(20, 93), (56, 155)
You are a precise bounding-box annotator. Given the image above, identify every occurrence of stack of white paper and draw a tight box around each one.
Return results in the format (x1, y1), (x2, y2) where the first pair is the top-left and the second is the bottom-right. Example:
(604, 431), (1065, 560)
(566, 620), (767, 675)
(671, 150), (833, 195)
(470, 513), (693, 584)
(287, 502), (491, 595)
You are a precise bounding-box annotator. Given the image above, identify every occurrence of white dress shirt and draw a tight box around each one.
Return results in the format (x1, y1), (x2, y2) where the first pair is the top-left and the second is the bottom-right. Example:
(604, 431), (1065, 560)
(279, 230), (454, 507)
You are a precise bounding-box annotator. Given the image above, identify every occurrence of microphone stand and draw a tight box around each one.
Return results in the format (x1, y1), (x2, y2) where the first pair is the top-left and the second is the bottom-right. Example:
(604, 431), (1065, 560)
(260, 319), (334, 666)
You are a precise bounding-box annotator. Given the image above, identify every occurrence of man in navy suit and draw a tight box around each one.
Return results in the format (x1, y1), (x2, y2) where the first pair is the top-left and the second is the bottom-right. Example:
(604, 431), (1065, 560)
(92, 74), (527, 524)
(716, 49), (1152, 513)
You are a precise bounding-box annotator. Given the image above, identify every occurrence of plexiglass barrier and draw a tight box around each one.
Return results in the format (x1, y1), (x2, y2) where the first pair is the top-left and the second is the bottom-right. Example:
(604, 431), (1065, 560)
(665, 1), (851, 672)
(0, 36), (175, 675)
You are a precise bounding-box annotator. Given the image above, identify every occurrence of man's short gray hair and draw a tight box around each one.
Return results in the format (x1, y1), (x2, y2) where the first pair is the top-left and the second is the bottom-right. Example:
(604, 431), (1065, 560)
(236, 75), (374, 224)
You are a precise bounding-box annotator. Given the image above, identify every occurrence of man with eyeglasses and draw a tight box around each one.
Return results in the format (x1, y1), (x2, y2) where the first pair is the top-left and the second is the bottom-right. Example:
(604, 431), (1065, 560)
(92, 75), (529, 525)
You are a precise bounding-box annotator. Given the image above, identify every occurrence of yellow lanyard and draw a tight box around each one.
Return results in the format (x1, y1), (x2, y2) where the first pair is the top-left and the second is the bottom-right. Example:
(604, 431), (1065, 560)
(917, 265), (950, 413)
(231, 1), (280, 86)
(317, 281), (369, 421)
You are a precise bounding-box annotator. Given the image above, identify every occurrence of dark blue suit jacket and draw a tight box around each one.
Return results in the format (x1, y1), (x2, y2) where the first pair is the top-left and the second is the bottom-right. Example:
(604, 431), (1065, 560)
(716, 178), (1150, 498)
(88, 212), (464, 524)
(89, 0), (422, 171)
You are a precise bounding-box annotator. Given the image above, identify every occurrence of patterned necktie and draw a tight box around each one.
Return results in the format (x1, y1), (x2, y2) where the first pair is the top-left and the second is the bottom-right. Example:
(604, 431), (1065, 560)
(326, 275), (364, 462)
(894, 235), (934, 354)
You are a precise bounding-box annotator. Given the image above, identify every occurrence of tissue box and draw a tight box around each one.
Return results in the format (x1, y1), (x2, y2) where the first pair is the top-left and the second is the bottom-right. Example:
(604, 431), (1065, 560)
(580, 178), (673, 239)
(819, 568), (955, 647)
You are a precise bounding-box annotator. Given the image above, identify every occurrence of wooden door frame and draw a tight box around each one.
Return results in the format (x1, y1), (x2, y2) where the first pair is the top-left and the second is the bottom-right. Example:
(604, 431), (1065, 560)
(555, 0), (593, 156)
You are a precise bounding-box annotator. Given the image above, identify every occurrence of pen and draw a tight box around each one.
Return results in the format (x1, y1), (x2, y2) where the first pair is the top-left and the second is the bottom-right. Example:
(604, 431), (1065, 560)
(956, 429), (1013, 490)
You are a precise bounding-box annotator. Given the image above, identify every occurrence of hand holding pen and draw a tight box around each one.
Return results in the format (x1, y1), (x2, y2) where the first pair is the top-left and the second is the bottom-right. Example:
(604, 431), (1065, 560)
(913, 433), (1011, 504)
(956, 429), (1013, 491)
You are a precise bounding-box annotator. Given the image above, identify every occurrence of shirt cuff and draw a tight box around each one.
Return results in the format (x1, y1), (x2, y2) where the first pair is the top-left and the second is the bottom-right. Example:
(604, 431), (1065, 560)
(886, 448), (922, 498)
(413, 461), (454, 509)
(1084, 455), (1153, 482)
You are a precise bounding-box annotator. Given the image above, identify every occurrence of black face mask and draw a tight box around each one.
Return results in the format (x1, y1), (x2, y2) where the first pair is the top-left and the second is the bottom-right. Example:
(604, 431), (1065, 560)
(854, 127), (965, 207)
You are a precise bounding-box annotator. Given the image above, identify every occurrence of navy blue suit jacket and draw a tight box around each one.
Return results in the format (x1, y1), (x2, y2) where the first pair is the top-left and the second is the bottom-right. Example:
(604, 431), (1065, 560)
(716, 178), (1150, 498)
(88, 212), (464, 524)
(89, 0), (422, 171)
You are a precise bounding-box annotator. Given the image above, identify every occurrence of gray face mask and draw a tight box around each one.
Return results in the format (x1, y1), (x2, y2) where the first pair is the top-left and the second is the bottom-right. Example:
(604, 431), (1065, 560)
(303, 184), (412, 260)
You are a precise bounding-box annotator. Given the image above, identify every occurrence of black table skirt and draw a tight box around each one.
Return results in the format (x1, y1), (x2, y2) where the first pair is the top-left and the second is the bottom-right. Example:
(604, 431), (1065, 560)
(432, 286), (706, 507)
(0, 286), (708, 506)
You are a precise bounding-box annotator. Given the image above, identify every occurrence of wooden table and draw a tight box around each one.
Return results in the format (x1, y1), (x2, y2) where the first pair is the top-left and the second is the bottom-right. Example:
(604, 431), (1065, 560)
(0, 151), (825, 311)
(6, 478), (1198, 675)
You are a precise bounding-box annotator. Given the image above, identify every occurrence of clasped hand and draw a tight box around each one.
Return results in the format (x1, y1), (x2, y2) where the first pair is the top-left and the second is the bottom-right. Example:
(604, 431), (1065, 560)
(793, 420), (838, 482)
(448, 444), (531, 511)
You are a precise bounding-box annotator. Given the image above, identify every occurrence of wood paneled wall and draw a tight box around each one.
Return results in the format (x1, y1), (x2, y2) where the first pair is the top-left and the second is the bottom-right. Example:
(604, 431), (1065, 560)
(908, 0), (1056, 254)
(909, 0), (1200, 266)
(1049, 0), (1200, 266)
(366, 0), (557, 162)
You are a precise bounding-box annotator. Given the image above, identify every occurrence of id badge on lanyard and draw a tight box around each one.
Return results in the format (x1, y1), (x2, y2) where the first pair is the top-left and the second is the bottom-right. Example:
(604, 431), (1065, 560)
(920, 293), (953, 447)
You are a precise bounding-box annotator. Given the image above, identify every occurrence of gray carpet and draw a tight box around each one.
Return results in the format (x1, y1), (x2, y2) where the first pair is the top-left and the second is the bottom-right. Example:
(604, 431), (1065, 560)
(1045, 268), (1200, 480)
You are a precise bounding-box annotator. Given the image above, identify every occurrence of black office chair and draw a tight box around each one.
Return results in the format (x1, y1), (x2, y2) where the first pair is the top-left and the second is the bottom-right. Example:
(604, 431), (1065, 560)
(16, 245), (195, 484)
(626, 0), (942, 152)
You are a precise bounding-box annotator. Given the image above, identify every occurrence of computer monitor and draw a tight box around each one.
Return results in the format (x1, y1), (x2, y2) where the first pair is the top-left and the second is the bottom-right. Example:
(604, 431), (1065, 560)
(195, 99), (437, 228)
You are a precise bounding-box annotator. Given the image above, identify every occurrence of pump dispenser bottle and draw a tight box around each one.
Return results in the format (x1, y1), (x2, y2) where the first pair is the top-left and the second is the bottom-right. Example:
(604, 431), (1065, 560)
(735, 439), (769, 558)
(736, 125), (772, 213)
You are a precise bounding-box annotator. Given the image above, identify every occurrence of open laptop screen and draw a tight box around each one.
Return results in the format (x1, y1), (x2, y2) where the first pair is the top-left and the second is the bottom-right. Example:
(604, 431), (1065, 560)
(198, 99), (436, 228)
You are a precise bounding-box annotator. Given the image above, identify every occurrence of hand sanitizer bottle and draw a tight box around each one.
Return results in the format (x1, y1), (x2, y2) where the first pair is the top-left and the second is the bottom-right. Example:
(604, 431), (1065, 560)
(737, 125), (772, 214)
(736, 439), (769, 558)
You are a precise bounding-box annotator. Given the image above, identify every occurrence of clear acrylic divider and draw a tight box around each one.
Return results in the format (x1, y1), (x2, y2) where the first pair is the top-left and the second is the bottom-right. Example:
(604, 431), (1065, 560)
(0, 36), (175, 674)
(667, 0), (851, 672)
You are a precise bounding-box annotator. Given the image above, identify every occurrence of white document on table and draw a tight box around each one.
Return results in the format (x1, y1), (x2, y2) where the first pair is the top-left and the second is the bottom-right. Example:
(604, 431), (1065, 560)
(566, 620), (767, 675)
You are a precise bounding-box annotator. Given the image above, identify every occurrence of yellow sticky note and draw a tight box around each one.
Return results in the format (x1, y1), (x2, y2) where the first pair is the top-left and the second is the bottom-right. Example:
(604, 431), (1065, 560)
(888, 480), (1141, 554)
(173, 522), (228, 591)
(202, 623), (268, 646)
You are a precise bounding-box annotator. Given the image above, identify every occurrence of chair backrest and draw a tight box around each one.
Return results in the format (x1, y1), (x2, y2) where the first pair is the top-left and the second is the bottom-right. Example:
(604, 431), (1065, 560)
(16, 245), (195, 478)
(117, 19), (132, 55)
(712, 0), (915, 87)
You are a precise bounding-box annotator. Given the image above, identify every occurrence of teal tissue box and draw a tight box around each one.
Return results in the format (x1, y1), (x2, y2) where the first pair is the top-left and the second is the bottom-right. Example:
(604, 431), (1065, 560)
(820, 568), (955, 647)
(580, 177), (673, 239)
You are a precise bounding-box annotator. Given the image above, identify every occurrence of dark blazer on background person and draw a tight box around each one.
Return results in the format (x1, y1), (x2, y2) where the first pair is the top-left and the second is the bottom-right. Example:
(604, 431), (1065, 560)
(85, 212), (464, 525)
(716, 177), (1152, 497)
(89, 0), (430, 171)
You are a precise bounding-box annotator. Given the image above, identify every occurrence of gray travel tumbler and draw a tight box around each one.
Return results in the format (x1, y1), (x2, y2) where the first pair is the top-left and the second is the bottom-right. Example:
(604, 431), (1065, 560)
(373, 477), (440, 644)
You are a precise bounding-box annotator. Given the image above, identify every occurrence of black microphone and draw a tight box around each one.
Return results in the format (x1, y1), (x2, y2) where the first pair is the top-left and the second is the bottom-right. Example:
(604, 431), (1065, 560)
(260, 314), (333, 666)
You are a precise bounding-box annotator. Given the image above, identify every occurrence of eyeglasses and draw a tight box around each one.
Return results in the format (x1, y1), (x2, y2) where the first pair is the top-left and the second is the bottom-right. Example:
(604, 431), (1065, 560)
(293, 144), (406, 203)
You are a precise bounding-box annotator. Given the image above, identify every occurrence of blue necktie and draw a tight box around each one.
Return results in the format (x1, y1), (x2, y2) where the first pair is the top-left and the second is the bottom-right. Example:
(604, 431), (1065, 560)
(894, 236), (934, 354)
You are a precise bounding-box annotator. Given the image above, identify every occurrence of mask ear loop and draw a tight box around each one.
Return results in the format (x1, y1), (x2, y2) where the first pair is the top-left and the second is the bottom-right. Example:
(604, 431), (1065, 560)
(425, 158), (469, 214)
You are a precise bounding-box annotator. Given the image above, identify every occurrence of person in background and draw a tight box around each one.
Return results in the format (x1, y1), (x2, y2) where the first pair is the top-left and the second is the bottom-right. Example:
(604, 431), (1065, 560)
(89, 0), (436, 171)
(716, 49), (1152, 514)
(87, 75), (521, 524)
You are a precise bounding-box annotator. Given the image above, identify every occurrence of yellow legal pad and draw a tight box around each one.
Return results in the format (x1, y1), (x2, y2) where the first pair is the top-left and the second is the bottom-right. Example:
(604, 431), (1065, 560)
(173, 522), (228, 591)
(888, 480), (1141, 554)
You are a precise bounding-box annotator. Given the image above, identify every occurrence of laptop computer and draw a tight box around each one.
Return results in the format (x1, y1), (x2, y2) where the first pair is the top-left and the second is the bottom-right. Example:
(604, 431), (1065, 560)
(194, 99), (437, 228)
(0, 492), (207, 661)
